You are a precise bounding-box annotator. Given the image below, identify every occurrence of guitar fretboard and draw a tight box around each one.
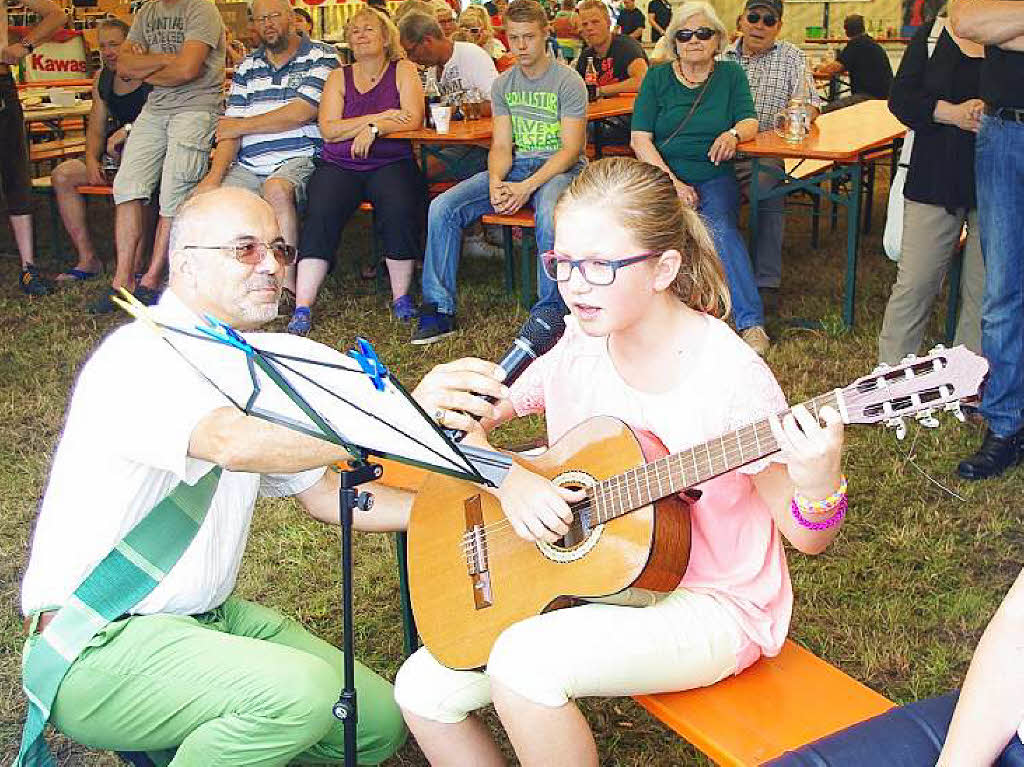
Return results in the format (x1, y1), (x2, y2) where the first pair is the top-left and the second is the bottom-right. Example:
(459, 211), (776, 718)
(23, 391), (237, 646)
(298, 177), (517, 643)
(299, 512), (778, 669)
(585, 391), (841, 523)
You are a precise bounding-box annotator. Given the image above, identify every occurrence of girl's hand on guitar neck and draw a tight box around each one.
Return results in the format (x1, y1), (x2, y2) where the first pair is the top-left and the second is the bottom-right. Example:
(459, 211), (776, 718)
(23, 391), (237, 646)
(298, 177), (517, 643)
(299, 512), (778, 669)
(495, 463), (587, 543)
(768, 404), (845, 503)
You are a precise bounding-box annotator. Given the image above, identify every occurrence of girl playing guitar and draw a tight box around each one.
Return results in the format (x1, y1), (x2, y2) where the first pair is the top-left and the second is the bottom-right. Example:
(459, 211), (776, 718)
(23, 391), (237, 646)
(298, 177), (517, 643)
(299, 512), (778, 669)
(401, 156), (849, 765)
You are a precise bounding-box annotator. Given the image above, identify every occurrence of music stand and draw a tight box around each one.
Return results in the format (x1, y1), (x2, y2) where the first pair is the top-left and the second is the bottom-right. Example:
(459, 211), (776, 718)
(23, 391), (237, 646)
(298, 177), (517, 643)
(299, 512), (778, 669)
(114, 299), (505, 767)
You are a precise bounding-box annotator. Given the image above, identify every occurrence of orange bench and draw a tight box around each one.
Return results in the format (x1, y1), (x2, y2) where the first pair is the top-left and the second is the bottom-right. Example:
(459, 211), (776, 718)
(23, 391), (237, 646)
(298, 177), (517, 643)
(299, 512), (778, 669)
(373, 458), (894, 764)
(481, 207), (536, 309)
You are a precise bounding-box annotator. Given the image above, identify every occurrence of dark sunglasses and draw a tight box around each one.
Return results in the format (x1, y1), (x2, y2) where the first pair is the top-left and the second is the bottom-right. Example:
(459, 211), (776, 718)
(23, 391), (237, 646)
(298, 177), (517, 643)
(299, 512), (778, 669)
(746, 11), (778, 26)
(674, 27), (716, 42)
(183, 241), (297, 267)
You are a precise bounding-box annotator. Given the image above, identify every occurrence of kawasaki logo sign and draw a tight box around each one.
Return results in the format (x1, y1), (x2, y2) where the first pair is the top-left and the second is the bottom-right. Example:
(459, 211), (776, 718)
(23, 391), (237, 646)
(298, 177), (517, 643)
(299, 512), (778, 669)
(30, 54), (88, 73)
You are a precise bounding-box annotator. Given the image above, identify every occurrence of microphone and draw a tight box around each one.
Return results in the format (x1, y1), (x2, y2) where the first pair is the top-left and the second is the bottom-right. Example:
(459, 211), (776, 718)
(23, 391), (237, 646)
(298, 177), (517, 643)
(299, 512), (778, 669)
(445, 306), (566, 442)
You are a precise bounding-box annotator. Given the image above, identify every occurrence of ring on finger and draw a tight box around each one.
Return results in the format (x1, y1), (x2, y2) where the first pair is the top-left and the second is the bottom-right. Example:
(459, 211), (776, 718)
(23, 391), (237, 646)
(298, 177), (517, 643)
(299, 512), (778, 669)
(434, 407), (445, 426)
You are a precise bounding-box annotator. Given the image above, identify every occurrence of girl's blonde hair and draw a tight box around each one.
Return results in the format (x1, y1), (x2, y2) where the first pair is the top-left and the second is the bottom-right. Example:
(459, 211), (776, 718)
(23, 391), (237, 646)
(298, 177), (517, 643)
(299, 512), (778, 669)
(555, 158), (731, 318)
(346, 7), (404, 61)
(458, 5), (495, 41)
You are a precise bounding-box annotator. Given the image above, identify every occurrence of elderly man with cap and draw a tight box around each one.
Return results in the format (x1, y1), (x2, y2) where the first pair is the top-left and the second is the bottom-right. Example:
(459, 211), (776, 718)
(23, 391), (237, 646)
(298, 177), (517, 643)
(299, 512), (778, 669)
(723, 0), (822, 315)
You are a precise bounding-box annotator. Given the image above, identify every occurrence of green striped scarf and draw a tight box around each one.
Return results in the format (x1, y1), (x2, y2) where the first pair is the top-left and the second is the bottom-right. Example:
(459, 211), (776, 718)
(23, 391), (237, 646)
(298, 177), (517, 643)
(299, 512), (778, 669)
(14, 467), (222, 767)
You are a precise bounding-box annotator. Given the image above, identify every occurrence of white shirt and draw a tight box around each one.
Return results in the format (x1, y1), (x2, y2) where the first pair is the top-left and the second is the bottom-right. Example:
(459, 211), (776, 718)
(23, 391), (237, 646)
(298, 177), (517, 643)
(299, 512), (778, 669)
(21, 291), (325, 616)
(439, 40), (499, 100)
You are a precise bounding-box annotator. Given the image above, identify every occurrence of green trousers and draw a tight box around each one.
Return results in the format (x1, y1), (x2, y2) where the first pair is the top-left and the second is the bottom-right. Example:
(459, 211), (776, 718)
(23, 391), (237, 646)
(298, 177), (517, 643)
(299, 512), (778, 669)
(32, 597), (406, 766)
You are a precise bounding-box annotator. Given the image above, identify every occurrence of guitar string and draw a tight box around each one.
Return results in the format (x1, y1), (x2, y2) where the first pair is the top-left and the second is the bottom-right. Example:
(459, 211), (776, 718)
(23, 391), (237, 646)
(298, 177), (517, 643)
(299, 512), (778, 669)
(454, 381), (959, 554)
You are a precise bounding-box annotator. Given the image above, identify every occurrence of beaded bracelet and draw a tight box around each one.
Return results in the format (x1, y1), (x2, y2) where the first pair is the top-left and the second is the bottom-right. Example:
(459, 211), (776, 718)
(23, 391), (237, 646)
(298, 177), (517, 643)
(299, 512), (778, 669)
(791, 494), (847, 530)
(791, 474), (848, 531)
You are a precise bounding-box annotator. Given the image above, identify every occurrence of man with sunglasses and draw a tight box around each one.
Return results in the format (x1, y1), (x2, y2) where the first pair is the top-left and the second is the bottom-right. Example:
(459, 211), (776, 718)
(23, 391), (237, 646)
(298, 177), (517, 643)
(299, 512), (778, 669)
(724, 0), (822, 315)
(193, 0), (338, 297)
(17, 186), (415, 765)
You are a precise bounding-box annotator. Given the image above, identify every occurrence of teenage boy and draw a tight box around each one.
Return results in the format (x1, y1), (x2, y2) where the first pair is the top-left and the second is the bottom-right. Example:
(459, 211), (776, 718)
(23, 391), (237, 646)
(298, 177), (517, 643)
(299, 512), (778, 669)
(413, 0), (586, 345)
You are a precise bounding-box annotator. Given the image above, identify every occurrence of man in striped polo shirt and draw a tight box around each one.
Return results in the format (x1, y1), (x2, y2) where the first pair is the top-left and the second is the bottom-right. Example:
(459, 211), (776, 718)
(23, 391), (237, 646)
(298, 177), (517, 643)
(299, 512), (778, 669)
(196, 0), (338, 289)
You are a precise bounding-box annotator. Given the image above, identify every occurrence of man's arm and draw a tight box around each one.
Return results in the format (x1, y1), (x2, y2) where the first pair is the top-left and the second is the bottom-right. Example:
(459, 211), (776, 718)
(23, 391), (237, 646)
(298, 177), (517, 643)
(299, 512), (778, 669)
(196, 138), (239, 189)
(1, 0), (66, 63)
(296, 469), (414, 531)
(143, 40), (211, 87)
(498, 115), (585, 213)
(648, 10), (666, 36)
(937, 567), (1024, 766)
(84, 79), (110, 166)
(189, 406), (354, 474)
(951, 0), (1024, 45)
(487, 113), (516, 188)
(600, 56), (647, 95)
(217, 100), (317, 141)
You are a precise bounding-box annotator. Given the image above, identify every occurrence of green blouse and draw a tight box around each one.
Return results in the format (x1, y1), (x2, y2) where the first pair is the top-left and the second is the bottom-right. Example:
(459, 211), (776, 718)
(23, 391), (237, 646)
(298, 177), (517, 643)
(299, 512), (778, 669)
(631, 59), (756, 184)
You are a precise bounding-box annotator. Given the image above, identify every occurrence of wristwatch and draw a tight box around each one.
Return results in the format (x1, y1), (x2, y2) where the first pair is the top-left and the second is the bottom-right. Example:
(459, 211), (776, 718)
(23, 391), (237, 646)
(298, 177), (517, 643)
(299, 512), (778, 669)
(728, 127), (740, 141)
(123, 122), (133, 135)
(368, 123), (379, 138)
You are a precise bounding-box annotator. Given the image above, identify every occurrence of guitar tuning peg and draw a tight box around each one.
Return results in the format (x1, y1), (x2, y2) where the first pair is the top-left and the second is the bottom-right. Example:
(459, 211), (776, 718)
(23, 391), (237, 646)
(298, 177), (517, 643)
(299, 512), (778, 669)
(872, 362), (890, 374)
(915, 409), (939, 428)
(928, 343), (946, 353)
(885, 416), (908, 440)
(901, 353), (918, 364)
(944, 400), (966, 422)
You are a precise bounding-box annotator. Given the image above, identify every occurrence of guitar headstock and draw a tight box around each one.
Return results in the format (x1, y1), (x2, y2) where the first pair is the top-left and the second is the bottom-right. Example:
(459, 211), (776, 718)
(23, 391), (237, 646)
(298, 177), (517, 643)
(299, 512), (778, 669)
(838, 345), (988, 437)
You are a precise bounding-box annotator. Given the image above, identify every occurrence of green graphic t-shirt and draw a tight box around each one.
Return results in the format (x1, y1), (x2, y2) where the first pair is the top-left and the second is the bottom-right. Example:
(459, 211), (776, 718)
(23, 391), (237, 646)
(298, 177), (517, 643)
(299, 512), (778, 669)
(491, 60), (587, 160)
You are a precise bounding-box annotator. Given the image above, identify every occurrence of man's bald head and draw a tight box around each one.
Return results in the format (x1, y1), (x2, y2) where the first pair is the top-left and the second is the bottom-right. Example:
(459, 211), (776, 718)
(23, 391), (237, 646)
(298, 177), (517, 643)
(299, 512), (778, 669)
(170, 187), (286, 329)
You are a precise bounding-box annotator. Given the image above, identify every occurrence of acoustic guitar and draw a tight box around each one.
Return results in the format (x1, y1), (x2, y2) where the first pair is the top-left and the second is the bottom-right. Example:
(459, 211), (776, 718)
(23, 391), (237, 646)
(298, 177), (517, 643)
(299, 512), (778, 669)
(407, 346), (987, 669)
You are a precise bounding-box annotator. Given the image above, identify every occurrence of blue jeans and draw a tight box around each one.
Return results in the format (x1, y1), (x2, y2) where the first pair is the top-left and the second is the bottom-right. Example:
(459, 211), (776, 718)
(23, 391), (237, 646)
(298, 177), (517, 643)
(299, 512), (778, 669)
(976, 114), (1024, 437)
(421, 157), (584, 315)
(695, 174), (765, 331)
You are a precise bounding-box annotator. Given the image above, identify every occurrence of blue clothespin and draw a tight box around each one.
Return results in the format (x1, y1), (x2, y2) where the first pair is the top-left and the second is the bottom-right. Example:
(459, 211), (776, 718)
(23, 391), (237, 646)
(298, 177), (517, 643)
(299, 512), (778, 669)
(196, 314), (253, 354)
(348, 337), (388, 392)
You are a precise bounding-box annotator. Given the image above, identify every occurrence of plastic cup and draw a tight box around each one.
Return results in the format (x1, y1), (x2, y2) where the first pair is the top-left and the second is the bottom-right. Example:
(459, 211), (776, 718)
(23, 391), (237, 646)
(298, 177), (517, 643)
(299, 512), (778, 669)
(431, 104), (452, 134)
(47, 88), (76, 107)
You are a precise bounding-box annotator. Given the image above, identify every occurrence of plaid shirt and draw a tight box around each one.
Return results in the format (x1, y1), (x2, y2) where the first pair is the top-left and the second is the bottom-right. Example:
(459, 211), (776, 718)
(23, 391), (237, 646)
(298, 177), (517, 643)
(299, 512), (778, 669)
(722, 39), (823, 132)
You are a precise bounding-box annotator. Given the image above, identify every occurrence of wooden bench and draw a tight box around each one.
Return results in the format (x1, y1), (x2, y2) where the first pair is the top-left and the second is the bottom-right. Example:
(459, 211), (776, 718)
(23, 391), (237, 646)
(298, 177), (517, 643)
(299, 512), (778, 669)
(481, 207), (536, 310)
(31, 175), (113, 261)
(373, 458), (895, 764)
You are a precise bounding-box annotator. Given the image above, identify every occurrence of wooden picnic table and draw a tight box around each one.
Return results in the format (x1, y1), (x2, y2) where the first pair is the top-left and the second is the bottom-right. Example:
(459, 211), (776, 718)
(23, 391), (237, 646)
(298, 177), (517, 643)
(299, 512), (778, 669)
(390, 93), (636, 144)
(737, 98), (907, 328)
(23, 100), (93, 124)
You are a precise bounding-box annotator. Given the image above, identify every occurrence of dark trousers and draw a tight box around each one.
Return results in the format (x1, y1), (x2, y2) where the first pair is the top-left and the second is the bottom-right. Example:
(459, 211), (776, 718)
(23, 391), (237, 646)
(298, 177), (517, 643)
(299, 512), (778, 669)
(298, 158), (424, 268)
(0, 74), (33, 216)
(767, 692), (1024, 766)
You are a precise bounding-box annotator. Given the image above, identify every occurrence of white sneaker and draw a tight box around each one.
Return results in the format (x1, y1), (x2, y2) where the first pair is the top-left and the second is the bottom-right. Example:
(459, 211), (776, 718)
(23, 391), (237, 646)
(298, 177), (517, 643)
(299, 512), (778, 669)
(461, 233), (504, 259)
(741, 325), (771, 356)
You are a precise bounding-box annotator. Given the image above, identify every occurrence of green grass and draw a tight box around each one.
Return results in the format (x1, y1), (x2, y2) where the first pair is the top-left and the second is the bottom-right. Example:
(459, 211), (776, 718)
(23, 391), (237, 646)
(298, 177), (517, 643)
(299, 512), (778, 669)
(1, 177), (1020, 765)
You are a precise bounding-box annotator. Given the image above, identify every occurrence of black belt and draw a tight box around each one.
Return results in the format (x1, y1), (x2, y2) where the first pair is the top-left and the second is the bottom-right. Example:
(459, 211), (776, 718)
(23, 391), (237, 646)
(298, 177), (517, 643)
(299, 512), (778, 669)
(985, 104), (1024, 123)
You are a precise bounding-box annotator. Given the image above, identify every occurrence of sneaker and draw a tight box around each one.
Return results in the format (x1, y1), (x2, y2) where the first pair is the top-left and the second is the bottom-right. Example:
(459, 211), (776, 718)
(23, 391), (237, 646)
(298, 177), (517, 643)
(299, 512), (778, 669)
(134, 284), (162, 306)
(411, 304), (457, 345)
(20, 265), (53, 296)
(740, 325), (771, 356)
(287, 307), (312, 336)
(392, 294), (417, 321)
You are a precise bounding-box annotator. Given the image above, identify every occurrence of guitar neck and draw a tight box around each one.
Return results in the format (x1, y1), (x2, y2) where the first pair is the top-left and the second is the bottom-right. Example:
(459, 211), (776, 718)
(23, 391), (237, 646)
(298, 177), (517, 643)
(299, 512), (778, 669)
(586, 390), (842, 524)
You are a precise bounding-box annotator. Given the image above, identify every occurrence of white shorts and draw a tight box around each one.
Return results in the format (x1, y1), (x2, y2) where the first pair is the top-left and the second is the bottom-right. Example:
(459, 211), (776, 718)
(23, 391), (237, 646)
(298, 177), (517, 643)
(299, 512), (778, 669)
(394, 588), (747, 723)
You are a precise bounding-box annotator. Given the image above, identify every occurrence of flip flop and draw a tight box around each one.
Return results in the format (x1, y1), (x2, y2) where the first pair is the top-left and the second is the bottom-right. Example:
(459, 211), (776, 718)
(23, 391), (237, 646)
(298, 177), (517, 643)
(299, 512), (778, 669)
(56, 268), (101, 282)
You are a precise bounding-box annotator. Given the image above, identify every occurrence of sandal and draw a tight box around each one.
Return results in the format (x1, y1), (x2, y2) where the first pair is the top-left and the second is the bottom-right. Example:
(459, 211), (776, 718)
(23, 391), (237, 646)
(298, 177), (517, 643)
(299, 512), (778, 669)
(55, 267), (101, 283)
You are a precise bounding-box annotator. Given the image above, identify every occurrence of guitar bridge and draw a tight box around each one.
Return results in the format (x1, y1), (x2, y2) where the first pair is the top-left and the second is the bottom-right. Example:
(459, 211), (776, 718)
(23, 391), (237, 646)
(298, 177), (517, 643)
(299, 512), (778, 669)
(463, 495), (493, 609)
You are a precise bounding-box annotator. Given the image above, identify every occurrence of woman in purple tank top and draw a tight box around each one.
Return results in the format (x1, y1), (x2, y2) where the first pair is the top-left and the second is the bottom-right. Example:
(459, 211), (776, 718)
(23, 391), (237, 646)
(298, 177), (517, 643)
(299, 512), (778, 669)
(290, 8), (425, 334)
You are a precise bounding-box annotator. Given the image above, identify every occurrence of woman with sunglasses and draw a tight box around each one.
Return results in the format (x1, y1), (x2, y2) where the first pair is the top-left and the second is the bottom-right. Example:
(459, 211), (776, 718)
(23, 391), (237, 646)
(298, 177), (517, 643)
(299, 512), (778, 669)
(631, 0), (769, 355)
(393, 156), (849, 766)
(458, 5), (507, 59)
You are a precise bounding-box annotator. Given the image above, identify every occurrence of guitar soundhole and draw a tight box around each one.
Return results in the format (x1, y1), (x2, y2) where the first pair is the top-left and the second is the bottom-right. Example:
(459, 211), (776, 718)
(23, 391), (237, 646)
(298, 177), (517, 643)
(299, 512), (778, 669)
(548, 480), (599, 554)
